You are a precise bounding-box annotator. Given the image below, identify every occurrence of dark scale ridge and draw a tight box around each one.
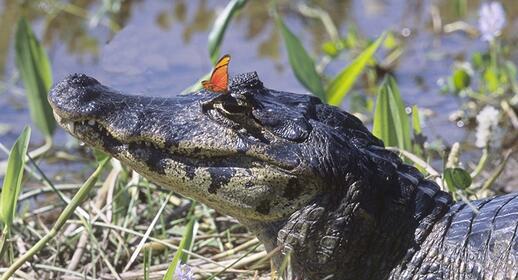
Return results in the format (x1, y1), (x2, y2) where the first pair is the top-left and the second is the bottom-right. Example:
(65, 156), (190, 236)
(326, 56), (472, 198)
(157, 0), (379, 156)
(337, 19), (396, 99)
(229, 71), (263, 92)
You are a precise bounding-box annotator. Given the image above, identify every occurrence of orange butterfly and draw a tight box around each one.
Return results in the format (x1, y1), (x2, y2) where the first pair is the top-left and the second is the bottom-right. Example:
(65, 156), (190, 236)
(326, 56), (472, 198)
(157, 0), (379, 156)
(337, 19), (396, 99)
(202, 54), (230, 93)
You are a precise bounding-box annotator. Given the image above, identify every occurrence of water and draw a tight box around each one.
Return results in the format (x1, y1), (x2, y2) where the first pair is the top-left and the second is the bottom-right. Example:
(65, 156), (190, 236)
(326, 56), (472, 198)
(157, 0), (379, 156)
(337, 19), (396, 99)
(0, 0), (516, 165)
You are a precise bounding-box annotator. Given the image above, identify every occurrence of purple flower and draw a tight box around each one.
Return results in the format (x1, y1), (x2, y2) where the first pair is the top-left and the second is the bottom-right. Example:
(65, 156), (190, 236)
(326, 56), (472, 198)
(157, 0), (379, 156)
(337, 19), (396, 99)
(174, 264), (194, 280)
(478, 2), (506, 41)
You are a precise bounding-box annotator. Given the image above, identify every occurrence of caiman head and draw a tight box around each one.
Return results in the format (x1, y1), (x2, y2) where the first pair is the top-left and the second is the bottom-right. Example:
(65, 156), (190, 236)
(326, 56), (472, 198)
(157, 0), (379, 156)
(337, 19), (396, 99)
(48, 72), (337, 222)
(48, 72), (448, 279)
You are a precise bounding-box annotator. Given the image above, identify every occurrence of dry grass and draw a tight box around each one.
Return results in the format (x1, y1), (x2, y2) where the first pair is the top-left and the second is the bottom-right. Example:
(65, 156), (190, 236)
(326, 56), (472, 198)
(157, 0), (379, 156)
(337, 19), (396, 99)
(0, 153), (279, 280)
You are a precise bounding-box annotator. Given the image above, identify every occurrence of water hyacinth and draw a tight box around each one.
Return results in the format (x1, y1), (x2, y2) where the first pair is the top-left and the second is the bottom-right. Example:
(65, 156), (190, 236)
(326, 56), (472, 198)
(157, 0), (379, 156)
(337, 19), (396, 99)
(478, 1), (506, 42)
(475, 105), (503, 148)
(174, 264), (194, 280)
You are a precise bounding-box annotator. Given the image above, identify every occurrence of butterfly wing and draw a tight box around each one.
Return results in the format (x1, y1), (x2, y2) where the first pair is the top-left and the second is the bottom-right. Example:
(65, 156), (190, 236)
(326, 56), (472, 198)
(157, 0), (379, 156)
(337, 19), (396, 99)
(202, 54), (230, 93)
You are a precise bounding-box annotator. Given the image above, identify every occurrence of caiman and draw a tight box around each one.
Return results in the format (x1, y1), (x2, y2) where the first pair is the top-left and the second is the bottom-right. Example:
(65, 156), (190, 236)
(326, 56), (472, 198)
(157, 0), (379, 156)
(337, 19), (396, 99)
(48, 72), (518, 280)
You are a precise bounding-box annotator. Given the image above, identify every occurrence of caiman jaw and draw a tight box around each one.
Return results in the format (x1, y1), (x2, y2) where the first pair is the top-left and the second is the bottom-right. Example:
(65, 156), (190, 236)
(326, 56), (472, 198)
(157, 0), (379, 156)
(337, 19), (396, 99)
(48, 74), (323, 224)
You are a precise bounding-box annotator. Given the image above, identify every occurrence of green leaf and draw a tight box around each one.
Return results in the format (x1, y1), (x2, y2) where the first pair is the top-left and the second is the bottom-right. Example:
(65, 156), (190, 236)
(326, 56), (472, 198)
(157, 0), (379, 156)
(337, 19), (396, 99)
(0, 126), (31, 259)
(0, 126), (31, 227)
(383, 31), (398, 49)
(505, 60), (517, 78)
(444, 167), (472, 192)
(327, 33), (385, 106)
(276, 15), (326, 101)
(322, 41), (339, 57)
(411, 105), (422, 134)
(181, 72), (211, 95)
(15, 18), (55, 139)
(343, 26), (359, 49)
(452, 68), (470, 91)
(372, 76), (411, 151)
(93, 149), (110, 163)
(471, 52), (485, 70)
(484, 67), (499, 93)
(143, 248), (151, 280)
(454, 0), (467, 17)
(180, 218), (197, 264)
(504, 60), (518, 94)
(207, 0), (247, 61)
(278, 251), (292, 279)
(163, 218), (198, 280)
(411, 105), (426, 159)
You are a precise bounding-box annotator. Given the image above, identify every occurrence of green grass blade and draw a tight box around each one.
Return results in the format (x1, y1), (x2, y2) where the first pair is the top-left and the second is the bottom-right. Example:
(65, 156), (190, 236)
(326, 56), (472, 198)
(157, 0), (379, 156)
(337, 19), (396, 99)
(143, 248), (151, 280)
(276, 15), (326, 101)
(278, 251), (292, 280)
(327, 33), (385, 106)
(93, 148), (110, 163)
(207, 0), (247, 61)
(372, 76), (411, 151)
(0, 126), (31, 226)
(0, 158), (109, 280)
(163, 217), (197, 280)
(411, 105), (424, 158)
(411, 105), (422, 134)
(181, 72), (210, 95)
(481, 150), (511, 190)
(14, 18), (56, 140)
(180, 218), (198, 264)
(0, 126), (31, 259)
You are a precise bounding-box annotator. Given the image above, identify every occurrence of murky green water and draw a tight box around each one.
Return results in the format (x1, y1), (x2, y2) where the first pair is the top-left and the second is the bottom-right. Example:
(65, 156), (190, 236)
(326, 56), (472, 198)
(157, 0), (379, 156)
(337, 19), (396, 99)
(0, 0), (517, 162)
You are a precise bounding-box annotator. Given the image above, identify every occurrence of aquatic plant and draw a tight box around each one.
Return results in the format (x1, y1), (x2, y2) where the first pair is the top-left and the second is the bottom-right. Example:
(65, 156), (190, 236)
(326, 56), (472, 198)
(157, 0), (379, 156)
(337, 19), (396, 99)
(475, 105), (503, 149)
(478, 1), (506, 42)
(174, 264), (194, 280)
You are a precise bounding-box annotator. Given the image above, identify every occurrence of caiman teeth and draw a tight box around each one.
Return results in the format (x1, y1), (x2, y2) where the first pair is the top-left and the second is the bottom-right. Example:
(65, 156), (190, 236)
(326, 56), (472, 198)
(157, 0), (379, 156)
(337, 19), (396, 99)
(67, 122), (75, 134)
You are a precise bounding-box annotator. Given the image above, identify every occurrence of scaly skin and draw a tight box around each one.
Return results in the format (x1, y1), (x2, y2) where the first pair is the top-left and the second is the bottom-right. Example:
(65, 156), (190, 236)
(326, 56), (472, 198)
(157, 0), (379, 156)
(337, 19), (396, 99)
(48, 72), (518, 279)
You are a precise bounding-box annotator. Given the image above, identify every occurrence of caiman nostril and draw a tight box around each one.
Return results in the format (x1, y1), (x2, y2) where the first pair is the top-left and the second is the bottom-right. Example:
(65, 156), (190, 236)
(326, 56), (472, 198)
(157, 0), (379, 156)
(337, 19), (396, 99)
(65, 73), (100, 87)
(48, 74), (103, 112)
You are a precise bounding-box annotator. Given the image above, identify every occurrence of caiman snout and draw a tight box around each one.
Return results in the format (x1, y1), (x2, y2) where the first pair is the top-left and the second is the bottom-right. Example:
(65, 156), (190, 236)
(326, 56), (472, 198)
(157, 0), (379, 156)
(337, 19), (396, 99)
(48, 74), (115, 121)
(49, 73), (101, 101)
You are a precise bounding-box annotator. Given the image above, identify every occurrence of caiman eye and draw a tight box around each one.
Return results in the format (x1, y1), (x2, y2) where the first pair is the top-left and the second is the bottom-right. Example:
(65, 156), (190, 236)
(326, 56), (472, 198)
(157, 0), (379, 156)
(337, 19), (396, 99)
(214, 102), (250, 115)
(202, 93), (252, 115)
